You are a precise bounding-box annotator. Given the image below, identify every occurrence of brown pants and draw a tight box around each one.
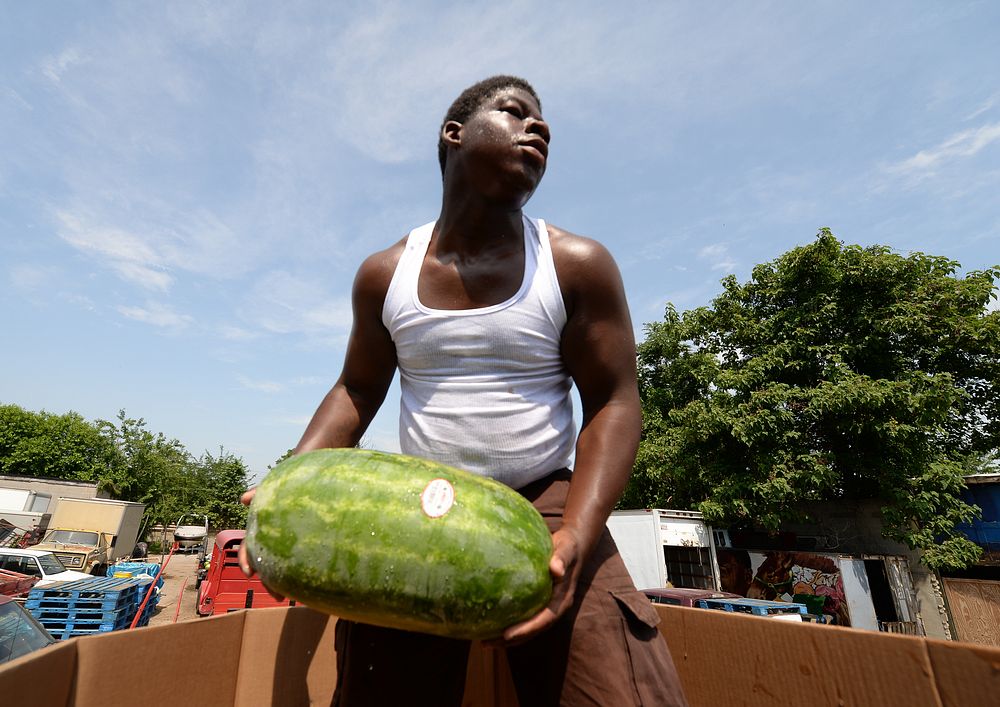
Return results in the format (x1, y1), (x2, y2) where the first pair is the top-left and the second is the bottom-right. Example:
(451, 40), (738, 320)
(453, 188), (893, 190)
(332, 470), (689, 706)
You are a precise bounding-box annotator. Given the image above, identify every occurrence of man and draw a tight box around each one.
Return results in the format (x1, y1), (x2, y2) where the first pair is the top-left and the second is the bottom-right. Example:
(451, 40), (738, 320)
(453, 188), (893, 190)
(241, 75), (688, 706)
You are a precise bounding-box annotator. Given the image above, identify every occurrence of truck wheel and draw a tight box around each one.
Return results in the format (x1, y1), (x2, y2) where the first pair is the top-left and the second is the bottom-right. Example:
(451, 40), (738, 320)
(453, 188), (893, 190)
(91, 564), (107, 577)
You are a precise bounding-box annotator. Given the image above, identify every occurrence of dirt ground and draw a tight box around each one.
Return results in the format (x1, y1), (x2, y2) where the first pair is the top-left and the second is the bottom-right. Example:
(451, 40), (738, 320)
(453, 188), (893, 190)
(144, 547), (206, 627)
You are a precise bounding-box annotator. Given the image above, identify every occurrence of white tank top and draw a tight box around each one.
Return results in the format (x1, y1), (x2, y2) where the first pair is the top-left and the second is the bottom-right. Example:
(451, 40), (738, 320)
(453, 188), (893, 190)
(381, 215), (575, 489)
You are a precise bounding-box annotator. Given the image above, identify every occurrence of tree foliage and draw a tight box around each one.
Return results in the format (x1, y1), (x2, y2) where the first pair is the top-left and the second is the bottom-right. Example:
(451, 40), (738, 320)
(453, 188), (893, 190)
(0, 405), (252, 534)
(628, 230), (1000, 570)
(0, 405), (118, 482)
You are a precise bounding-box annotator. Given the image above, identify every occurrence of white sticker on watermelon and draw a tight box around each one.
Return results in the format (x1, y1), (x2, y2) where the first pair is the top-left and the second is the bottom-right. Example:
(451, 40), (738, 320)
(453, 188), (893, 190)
(421, 478), (455, 518)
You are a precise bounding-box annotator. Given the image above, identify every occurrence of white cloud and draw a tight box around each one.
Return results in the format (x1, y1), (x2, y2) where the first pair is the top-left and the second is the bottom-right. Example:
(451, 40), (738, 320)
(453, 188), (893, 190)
(241, 270), (353, 337)
(274, 414), (313, 428)
(5, 88), (33, 112)
(41, 48), (87, 84)
(964, 94), (999, 122)
(698, 243), (737, 273)
(236, 374), (285, 393)
(56, 210), (173, 291)
(116, 301), (193, 329)
(219, 325), (260, 342)
(887, 122), (1000, 178)
(55, 203), (249, 291)
(9, 264), (59, 292)
(292, 376), (330, 387)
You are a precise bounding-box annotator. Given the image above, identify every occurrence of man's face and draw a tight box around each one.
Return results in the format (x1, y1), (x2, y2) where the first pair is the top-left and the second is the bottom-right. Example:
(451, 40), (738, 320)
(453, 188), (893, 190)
(455, 87), (551, 204)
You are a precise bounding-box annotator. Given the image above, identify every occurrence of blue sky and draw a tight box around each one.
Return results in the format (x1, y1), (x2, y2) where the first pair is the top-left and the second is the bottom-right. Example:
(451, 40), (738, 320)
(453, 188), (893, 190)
(2, 2), (999, 482)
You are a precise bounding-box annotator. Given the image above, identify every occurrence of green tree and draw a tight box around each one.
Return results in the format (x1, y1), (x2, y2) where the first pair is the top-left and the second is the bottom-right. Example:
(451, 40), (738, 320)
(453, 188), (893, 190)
(0, 404), (118, 483)
(269, 448), (295, 470)
(629, 230), (1000, 571)
(194, 448), (252, 529)
(95, 411), (191, 530)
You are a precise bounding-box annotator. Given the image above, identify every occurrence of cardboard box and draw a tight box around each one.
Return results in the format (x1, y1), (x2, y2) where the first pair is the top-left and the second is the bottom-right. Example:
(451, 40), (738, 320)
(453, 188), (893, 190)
(1, 604), (997, 706)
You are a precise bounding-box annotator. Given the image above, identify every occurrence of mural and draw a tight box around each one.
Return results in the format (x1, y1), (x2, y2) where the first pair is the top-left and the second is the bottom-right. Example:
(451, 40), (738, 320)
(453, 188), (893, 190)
(717, 549), (851, 626)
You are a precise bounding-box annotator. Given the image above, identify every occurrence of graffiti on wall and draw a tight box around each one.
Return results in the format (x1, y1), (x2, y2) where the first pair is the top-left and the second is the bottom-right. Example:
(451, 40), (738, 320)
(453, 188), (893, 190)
(717, 549), (851, 626)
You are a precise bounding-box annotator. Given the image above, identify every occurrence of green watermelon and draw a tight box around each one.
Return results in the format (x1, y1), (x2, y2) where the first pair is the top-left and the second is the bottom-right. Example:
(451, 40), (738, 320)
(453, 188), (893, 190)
(245, 448), (553, 639)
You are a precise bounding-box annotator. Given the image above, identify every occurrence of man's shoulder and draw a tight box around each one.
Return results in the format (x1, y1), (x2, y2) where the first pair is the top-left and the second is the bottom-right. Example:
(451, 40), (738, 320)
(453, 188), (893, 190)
(355, 236), (407, 299)
(544, 222), (619, 281)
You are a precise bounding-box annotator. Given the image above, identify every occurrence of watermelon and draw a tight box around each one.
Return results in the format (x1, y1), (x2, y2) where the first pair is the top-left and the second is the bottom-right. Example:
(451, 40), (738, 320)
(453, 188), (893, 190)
(245, 448), (553, 639)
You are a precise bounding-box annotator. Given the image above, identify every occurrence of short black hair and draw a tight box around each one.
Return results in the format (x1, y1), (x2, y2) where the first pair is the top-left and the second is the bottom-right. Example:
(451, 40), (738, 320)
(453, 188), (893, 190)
(437, 75), (541, 175)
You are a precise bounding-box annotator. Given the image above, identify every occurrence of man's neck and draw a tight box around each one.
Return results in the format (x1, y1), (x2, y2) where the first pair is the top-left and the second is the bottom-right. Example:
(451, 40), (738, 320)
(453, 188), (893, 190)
(434, 192), (525, 257)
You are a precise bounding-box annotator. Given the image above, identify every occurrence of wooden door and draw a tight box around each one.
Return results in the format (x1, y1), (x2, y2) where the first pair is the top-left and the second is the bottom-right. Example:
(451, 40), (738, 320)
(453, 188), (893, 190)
(943, 578), (1000, 646)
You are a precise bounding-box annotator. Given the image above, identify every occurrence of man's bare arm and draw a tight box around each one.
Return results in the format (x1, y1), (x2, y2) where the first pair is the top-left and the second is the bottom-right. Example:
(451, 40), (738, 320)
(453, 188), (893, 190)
(294, 247), (401, 453)
(239, 243), (402, 577)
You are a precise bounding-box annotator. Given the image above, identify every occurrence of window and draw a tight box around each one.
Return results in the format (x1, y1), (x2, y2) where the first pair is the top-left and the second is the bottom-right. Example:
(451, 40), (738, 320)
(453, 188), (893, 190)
(36, 554), (67, 575)
(28, 493), (50, 514)
(43, 530), (99, 545)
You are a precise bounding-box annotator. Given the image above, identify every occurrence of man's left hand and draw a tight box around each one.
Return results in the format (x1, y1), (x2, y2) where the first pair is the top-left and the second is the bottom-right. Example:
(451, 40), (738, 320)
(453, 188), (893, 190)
(492, 527), (583, 646)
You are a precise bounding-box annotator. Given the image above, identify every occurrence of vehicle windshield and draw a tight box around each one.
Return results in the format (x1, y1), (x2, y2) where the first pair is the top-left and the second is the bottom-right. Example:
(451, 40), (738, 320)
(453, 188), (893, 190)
(36, 553), (69, 574)
(44, 529), (99, 545)
(0, 601), (54, 663)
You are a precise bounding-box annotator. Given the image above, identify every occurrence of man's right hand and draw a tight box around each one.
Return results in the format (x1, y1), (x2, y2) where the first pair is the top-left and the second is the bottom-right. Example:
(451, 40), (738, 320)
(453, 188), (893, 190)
(237, 487), (285, 601)
(237, 487), (257, 577)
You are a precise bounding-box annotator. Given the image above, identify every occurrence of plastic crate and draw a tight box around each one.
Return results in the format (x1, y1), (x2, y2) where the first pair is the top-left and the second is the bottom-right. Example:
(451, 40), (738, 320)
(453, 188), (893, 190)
(107, 561), (164, 590)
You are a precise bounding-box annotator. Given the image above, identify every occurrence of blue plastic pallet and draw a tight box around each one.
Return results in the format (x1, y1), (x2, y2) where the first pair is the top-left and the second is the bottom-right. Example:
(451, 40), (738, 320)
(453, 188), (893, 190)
(27, 593), (139, 612)
(696, 597), (808, 616)
(41, 602), (156, 640)
(40, 614), (131, 629)
(41, 612), (132, 634)
(30, 604), (136, 622)
(27, 577), (154, 617)
(28, 576), (145, 601)
(28, 590), (157, 620)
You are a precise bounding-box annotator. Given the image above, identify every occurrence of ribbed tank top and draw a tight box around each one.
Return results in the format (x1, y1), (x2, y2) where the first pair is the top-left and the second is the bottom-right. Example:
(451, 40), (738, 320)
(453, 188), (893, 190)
(381, 215), (575, 489)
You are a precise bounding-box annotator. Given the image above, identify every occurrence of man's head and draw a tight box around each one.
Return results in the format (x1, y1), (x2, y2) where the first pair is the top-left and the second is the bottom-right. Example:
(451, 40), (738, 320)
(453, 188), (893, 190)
(437, 75), (541, 175)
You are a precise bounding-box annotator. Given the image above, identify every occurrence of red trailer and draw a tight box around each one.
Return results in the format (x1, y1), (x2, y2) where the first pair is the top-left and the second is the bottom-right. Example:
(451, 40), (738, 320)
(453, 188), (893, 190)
(196, 530), (294, 616)
(0, 569), (37, 598)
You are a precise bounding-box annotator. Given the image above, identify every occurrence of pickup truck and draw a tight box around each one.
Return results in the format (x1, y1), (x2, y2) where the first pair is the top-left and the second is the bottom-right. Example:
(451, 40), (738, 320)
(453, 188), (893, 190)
(0, 548), (92, 588)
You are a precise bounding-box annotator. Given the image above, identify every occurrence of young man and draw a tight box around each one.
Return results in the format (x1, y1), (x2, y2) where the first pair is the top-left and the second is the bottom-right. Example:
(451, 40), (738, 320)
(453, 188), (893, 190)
(241, 76), (688, 706)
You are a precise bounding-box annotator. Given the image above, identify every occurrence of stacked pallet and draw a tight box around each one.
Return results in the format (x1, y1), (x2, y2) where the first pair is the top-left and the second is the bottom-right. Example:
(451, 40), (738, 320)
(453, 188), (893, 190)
(25, 576), (159, 640)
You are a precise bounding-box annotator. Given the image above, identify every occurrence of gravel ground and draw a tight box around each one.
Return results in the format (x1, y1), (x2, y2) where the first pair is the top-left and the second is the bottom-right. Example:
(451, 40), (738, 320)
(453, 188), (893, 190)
(144, 548), (206, 627)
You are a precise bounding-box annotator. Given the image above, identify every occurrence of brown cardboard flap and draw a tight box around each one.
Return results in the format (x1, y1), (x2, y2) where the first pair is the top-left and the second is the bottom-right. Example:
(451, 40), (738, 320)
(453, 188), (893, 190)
(656, 604), (944, 707)
(234, 606), (338, 707)
(926, 637), (1000, 707)
(4, 604), (1000, 706)
(0, 639), (76, 706)
(464, 641), (519, 707)
(73, 611), (247, 707)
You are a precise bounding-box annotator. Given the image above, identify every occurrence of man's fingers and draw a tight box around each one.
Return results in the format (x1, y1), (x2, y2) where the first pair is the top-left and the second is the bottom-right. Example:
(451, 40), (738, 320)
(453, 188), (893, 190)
(237, 543), (253, 577)
(237, 542), (285, 600)
(494, 607), (558, 646)
(240, 487), (257, 506)
(549, 553), (567, 580)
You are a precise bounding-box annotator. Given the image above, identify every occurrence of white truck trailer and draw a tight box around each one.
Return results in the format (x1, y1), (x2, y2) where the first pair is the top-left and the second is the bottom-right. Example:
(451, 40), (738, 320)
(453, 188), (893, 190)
(33, 498), (144, 574)
(607, 509), (722, 591)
